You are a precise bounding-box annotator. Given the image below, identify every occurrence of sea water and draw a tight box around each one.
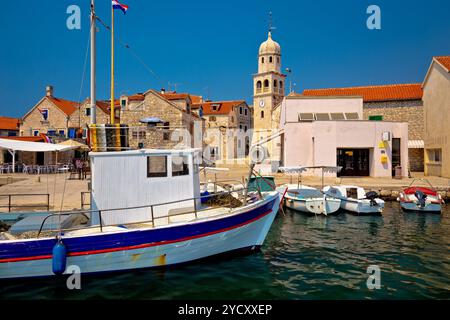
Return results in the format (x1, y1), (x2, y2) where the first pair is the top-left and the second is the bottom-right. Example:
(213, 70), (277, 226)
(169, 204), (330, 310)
(0, 202), (449, 299)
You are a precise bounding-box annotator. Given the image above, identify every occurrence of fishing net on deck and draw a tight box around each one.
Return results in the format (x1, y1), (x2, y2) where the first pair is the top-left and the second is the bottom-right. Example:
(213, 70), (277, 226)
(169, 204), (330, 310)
(203, 193), (243, 208)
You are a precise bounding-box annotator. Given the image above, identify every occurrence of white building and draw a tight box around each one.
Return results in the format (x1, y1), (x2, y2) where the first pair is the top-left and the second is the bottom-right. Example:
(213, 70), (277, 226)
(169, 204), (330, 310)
(279, 95), (409, 177)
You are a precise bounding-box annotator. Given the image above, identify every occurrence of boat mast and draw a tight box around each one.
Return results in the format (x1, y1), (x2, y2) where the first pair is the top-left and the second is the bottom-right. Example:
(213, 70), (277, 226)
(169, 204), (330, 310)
(90, 0), (96, 124)
(110, 4), (115, 124)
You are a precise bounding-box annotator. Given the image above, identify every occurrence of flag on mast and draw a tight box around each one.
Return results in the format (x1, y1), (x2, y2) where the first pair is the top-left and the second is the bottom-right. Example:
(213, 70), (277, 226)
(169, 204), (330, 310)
(112, 0), (129, 14)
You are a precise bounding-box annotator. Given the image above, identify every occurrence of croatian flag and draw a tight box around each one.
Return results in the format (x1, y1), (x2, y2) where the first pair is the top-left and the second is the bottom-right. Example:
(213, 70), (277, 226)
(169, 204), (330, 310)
(112, 0), (129, 14)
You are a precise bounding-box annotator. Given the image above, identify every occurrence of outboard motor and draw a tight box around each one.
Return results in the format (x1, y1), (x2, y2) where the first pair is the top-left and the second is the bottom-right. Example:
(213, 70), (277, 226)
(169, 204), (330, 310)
(414, 190), (427, 208)
(365, 191), (379, 206)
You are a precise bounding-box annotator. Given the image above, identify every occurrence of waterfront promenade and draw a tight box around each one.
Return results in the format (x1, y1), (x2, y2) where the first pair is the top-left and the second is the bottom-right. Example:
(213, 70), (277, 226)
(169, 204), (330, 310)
(0, 168), (449, 212)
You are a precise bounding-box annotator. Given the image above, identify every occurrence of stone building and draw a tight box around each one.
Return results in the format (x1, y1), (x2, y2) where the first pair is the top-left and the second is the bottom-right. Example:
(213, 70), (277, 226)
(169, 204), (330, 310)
(119, 89), (205, 150)
(20, 86), (118, 139)
(303, 84), (424, 172)
(0, 116), (20, 137)
(423, 56), (450, 178)
(191, 100), (252, 163)
(20, 86), (79, 138)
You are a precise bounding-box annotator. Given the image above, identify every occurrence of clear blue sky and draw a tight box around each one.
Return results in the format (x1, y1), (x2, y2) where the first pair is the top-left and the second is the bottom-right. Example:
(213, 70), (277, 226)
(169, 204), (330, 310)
(1, 0), (449, 118)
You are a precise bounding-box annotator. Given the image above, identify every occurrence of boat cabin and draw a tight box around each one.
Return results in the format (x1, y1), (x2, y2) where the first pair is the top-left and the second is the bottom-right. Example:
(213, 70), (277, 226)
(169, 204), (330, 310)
(90, 148), (202, 226)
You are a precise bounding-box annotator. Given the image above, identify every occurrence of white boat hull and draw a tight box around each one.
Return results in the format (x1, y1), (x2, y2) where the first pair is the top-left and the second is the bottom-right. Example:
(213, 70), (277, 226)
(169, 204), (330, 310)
(284, 196), (341, 215)
(399, 201), (442, 213)
(341, 199), (384, 214)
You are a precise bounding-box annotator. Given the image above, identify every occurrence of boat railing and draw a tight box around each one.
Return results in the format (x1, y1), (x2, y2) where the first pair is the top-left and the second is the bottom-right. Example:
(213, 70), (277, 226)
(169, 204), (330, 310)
(36, 186), (261, 238)
(200, 179), (246, 193)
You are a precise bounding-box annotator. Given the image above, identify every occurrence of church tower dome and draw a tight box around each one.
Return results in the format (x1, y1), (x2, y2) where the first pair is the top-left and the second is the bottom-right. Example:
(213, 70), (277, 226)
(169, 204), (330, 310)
(259, 31), (281, 55)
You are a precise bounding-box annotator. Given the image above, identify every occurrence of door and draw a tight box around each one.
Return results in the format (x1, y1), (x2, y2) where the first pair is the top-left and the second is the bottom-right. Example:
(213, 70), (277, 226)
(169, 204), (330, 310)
(337, 149), (370, 176)
(36, 152), (45, 165)
(392, 138), (401, 177)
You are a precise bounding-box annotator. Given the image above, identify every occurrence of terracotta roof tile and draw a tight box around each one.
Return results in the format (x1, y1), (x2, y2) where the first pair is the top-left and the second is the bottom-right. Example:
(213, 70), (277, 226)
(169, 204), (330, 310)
(47, 97), (79, 115)
(193, 100), (245, 115)
(435, 56), (450, 72)
(127, 94), (145, 101)
(0, 116), (20, 131)
(302, 84), (423, 102)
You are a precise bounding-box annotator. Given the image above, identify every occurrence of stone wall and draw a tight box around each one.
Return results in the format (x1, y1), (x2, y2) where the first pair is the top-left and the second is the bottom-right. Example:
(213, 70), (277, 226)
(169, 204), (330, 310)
(409, 148), (424, 172)
(120, 91), (200, 149)
(71, 101), (111, 128)
(20, 98), (71, 137)
(363, 100), (423, 140)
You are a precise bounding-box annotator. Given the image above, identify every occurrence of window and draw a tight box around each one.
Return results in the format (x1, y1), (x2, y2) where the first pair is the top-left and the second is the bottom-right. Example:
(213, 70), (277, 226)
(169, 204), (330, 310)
(427, 149), (442, 163)
(163, 122), (170, 140)
(121, 99), (126, 108)
(279, 81), (283, 88)
(147, 156), (167, 178)
(269, 56), (273, 63)
(40, 109), (49, 120)
(47, 130), (56, 136)
(315, 113), (331, 121)
(59, 130), (65, 136)
(85, 108), (91, 116)
(256, 81), (262, 89)
(264, 79), (269, 88)
(132, 130), (146, 139)
(261, 57), (264, 63)
(345, 113), (359, 120)
(172, 155), (189, 176)
(298, 113), (314, 121)
(369, 115), (383, 121)
(261, 111), (265, 118)
(239, 124), (243, 130)
(244, 108), (248, 116)
(277, 57), (280, 63)
(330, 113), (345, 120)
(33, 130), (39, 136)
(239, 106), (243, 114)
(274, 80), (277, 87)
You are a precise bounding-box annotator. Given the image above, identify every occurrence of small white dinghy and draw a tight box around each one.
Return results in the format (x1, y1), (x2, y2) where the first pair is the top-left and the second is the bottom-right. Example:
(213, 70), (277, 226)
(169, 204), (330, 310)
(278, 166), (343, 216)
(323, 185), (384, 215)
(281, 184), (341, 215)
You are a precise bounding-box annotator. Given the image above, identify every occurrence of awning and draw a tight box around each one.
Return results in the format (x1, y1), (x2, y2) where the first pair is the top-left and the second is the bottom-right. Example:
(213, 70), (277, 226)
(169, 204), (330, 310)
(139, 117), (164, 124)
(57, 139), (90, 151)
(0, 138), (76, 152)
(408, 140), (424, 149)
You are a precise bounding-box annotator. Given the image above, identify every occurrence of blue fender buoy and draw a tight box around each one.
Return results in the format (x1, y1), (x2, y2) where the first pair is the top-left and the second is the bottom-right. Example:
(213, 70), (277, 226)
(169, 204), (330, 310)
(52, 239), (67, 275)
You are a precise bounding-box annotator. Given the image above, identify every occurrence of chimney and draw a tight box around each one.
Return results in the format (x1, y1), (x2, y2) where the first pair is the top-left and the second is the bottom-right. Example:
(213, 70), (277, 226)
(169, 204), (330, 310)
(46, 85), (54, 97)
(160, 88), (165, 94)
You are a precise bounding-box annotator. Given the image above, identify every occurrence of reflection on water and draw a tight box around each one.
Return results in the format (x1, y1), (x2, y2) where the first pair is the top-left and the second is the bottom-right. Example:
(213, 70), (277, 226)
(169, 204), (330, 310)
(0, 202), (449, 299)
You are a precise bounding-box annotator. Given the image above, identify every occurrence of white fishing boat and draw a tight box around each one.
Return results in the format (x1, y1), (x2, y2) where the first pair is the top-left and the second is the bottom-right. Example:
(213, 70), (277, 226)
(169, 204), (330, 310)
(0, 2), (280, 279)
(323, 185), (384, 215)
(0, 149), (281, 279)
(278, 167), (342, 216)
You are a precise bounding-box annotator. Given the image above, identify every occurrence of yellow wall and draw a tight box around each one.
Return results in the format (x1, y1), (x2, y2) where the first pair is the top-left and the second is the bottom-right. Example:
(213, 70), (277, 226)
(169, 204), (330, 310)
(423, 61), (450, 177)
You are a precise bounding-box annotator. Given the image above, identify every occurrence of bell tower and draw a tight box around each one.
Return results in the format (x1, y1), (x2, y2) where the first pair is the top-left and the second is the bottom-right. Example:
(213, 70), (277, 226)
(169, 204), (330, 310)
(253, 29), (286, 132)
